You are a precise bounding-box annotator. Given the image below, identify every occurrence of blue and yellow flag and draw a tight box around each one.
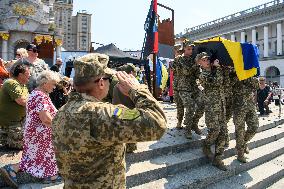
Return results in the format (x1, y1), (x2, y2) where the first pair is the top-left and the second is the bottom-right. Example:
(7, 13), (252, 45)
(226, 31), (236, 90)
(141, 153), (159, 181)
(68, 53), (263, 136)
(196, 37), (260, 81)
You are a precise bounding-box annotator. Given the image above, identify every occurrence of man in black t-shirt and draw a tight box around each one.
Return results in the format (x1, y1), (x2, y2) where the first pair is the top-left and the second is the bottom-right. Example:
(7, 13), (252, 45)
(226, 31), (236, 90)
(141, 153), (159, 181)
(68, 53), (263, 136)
(50, 58), (63, 72)
(257, 77), (272, 115)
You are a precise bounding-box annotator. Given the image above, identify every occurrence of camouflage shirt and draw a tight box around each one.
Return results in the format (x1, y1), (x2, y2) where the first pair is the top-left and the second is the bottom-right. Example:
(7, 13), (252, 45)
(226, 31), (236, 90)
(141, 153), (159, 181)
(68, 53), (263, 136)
(232, 77), (258, 109)
(172, 55), (200, 92)
(200, 67), (225, 111)
(222, 67), (236, 98)
(52, 86), (167, 189)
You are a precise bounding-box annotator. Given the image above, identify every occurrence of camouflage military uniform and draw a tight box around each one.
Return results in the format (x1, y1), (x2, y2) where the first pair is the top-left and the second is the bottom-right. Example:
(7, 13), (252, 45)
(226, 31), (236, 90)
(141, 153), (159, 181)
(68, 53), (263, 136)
(112, 82), (137, 153)
(222, 67), (237, 146)
(172, 55), (204, 135)
(232, 77), (259, 162)
(200, 67), (227, 169)
(52, 53), (167, 189)
(0, 121), (24, 149)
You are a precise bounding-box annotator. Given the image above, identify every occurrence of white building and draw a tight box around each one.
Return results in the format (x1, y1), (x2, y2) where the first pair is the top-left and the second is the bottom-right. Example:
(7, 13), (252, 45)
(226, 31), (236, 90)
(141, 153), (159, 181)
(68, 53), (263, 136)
(0, 0), (63, 65)
(181, 0), (284, 85)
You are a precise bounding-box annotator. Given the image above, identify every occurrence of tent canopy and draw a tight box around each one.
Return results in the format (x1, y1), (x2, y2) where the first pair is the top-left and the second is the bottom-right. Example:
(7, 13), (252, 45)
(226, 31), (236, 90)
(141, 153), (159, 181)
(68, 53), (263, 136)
(94, 43), (141, 67)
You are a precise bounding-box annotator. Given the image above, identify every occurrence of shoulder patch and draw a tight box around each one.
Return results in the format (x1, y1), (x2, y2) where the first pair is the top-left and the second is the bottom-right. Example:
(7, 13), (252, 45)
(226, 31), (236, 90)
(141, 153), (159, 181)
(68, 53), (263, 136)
(119, 109), (140, 120)
(113, 107), (123, 117)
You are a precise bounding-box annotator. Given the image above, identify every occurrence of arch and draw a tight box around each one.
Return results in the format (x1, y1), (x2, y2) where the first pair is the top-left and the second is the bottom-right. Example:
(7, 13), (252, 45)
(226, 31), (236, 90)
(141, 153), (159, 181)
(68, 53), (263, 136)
(265, 66), (280, 84)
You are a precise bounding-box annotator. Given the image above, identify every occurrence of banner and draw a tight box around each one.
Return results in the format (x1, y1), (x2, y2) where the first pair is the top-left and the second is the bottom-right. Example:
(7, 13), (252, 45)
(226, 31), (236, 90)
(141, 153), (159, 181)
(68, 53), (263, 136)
(142, 0), (158, 59)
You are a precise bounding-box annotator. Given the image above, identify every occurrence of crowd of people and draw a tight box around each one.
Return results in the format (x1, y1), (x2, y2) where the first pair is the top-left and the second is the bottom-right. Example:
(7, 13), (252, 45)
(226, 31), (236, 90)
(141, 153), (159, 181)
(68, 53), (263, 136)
(0, 40), (280, 188)
(0, 43), (166, 188)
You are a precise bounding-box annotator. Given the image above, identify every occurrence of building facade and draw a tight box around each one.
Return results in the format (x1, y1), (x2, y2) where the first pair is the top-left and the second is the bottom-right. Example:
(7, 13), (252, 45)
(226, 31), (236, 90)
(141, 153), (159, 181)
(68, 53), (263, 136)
(53, 0), (73, 50)
(180, 0), (284, 85)
(0, 0), (63, 64)
(72, 10), (92, 51)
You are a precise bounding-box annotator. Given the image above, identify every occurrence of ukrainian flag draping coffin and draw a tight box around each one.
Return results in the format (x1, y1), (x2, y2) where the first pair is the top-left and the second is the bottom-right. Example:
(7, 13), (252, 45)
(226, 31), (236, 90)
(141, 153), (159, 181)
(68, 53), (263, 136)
(194, 37), (260, 81)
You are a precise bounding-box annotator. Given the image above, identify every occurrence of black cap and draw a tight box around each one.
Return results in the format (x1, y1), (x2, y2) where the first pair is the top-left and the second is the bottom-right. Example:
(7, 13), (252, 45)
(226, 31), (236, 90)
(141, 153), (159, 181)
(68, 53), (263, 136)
(26, 44), (38, 51)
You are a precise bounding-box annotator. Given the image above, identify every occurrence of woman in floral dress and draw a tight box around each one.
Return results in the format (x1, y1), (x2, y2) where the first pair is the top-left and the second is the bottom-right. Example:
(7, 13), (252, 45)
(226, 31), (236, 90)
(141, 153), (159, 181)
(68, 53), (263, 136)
(0, 70), (62, 188)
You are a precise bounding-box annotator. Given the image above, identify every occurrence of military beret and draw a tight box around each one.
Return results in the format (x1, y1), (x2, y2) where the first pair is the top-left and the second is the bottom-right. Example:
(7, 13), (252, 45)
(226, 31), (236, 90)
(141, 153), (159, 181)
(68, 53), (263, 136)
(74, 53), (115, 81)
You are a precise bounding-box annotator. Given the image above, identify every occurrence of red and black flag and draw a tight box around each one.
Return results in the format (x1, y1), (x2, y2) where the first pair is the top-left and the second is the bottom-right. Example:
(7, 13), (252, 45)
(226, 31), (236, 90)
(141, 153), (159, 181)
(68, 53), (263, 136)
(141, 0), (158, 59)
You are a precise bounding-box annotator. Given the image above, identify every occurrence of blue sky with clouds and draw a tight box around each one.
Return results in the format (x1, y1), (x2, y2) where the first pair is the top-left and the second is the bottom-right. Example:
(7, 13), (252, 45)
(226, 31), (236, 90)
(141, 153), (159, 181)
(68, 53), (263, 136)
(73, 0), (271, 50)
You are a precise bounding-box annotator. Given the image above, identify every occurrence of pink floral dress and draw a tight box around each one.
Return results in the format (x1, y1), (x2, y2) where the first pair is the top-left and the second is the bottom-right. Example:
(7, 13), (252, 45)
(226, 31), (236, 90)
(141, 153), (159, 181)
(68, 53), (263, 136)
(19, 89), (58, 178)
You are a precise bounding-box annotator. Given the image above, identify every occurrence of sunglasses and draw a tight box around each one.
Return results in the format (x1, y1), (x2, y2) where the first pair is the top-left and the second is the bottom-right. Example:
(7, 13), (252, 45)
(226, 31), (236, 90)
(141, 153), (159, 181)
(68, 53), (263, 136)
(28, 49), (39, 53)
(16, 54), (21, 56)
(94, 77), (112, 83)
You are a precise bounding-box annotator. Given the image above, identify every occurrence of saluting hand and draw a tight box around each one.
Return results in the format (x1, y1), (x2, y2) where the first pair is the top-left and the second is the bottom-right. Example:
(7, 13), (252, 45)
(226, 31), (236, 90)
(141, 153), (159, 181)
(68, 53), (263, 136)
(116, 71), (140, 96)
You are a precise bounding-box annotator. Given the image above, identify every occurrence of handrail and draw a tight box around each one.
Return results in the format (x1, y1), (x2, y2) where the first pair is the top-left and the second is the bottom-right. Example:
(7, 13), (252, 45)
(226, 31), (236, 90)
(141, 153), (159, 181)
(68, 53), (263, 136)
(185, 0), (284, 33)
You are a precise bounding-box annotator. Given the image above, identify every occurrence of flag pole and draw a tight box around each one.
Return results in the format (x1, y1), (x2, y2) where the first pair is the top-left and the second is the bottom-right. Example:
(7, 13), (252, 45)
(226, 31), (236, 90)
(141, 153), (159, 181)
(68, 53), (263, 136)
(153, 53), (157, 98)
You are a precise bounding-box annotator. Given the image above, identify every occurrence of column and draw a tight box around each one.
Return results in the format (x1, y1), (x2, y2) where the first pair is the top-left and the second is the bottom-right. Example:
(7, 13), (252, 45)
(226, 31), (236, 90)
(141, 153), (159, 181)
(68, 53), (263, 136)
(252, 28), (257, 45)
(264, 25), (269, 57)
(230, 33), (235, 41)
(1, 39), (8, 61)
(56, 45), (61, 58)
(241, 31), (246, 43)
(277, 22), (282, 55)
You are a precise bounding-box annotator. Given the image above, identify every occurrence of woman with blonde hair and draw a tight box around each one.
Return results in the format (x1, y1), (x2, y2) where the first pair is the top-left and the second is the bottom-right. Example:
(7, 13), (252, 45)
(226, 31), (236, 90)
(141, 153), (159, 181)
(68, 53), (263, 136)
(0, 70), (62, 188)
(15, 48), (28, 60)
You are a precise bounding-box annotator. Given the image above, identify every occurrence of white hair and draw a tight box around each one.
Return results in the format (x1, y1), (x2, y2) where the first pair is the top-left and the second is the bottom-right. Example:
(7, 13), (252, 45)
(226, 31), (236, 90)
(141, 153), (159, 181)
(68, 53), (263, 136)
(37, 70), (61, 86)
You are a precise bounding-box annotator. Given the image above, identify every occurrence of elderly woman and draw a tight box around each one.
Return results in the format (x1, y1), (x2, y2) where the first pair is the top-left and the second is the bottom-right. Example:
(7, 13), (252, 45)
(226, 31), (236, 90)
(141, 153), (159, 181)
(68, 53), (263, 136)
(15, 48), (28, 60)
(0, 70), (62, 188)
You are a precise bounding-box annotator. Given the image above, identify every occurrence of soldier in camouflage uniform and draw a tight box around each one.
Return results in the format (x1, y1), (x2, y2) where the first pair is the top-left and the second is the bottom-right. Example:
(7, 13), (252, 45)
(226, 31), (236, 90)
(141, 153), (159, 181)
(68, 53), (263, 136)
(197, 52), (228, 171)
(232, 76), (259, 163)
(222, 67), (236, 147)
(52, 53), (167, 189)
(172, 40), (204, 139)
(113, 63), (139, 153)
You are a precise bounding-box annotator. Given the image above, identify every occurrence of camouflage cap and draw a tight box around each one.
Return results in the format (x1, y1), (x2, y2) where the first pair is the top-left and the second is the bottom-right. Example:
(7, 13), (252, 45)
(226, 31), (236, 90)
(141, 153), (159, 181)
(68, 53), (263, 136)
(183, 39), (195, 47)
(74, 53), (115, 81)
(195, 52), (210, 62)
(116, 63), (139, 74)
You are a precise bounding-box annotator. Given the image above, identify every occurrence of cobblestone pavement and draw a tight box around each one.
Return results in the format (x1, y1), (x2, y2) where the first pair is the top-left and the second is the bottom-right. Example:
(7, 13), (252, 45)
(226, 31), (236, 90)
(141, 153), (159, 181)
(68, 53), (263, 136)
(0, 102), (282, 188)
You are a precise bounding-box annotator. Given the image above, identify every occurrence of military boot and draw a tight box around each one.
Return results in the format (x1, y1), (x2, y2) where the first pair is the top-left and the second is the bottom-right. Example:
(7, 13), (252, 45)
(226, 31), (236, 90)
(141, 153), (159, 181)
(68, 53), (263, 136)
(212, 157), (228, 171)
(224, 138), (229, 148)
(176, 121), (183, 130)
(202, 144), (214, 159)
(244, 144), (250, 154)
(237, 150), (248, 163)
(192, 124), (202, 135)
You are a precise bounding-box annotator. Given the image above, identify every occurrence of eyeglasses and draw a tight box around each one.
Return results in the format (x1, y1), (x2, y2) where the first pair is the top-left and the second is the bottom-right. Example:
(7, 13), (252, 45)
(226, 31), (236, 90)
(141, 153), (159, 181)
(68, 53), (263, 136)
(94, 77), (112, 83)
(16, 54), (21, 56)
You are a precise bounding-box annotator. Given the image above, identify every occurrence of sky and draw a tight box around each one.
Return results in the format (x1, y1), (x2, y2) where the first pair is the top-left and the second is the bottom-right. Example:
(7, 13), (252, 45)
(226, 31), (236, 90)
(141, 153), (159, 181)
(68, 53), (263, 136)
(73, 0), (271, 51)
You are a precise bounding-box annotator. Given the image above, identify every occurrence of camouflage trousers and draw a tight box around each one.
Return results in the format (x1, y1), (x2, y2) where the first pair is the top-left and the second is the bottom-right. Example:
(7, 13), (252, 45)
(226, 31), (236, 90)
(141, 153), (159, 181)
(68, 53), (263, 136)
(233, 106), (259, 152)
(63, 179), (125, 189)
(204, 101), (226, 158)
(126, 143), (137, 153)
(0, 121), (24, 149)
(224, 97), (233, 143)
(174, 90), (205, 131)
(0, 171), (43, 188)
